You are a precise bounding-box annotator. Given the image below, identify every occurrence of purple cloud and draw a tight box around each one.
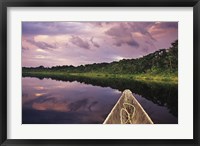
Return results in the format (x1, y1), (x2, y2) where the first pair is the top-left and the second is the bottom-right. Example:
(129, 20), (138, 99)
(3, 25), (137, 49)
(22, 46), (29, 50)
(157, 22), (178, 29)
(90, 37), (100, 48)
(105, 23), (139, 47)
(70, 36), (90, 49)
(22, 22), (83, 36)
(27, 39), (55, 50)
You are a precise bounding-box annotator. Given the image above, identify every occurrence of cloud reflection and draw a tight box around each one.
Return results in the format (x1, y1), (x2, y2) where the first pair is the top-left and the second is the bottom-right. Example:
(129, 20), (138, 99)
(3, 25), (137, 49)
(22, 77), (121, 124)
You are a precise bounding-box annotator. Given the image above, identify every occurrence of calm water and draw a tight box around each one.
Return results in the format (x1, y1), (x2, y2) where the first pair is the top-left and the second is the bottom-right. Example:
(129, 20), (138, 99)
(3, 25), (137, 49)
(22, 76), (178, 124)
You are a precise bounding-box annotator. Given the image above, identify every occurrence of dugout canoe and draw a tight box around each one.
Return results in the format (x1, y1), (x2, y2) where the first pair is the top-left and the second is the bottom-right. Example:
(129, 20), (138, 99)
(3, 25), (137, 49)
(103, 89), (153, 124)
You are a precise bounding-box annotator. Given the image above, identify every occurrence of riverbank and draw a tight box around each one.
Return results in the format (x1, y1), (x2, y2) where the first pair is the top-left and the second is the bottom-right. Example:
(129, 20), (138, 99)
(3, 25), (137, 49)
(22, 71), (178, 84)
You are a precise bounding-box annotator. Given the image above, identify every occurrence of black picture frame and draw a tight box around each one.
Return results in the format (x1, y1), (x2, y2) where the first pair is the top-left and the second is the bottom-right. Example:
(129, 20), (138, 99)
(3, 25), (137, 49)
(0, 0), (199, 145)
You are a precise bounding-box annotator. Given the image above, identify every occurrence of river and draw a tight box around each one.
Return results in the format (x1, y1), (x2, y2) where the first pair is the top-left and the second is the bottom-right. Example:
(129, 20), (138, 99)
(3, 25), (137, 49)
(22, 76), (178, 124)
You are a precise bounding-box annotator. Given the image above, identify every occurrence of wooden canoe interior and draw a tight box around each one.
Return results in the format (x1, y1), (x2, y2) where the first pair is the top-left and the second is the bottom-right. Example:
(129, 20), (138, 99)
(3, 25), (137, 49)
(103, 89), (153, 124)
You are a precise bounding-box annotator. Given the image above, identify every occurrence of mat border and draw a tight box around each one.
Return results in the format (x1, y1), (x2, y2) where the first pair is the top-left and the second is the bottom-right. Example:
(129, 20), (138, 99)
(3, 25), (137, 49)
(0, 0), (199, 145)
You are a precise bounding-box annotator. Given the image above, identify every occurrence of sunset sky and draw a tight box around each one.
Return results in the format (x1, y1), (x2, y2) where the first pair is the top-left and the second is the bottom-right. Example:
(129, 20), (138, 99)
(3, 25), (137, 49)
(22, 22), (178, 67)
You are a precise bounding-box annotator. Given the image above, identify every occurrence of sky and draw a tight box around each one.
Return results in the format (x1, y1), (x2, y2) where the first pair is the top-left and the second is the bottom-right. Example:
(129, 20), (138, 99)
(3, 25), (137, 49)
(22, 22), (178, 67)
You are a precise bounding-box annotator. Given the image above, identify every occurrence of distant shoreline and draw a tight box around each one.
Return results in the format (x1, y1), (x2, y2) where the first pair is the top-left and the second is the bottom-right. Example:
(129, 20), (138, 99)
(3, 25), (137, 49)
(22, 72), (178, 84)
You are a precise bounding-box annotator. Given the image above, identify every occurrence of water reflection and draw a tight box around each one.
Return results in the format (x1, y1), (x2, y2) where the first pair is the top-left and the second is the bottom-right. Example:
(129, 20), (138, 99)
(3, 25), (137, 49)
(22, 75), (178, 124)
(22, 78), (121, 124)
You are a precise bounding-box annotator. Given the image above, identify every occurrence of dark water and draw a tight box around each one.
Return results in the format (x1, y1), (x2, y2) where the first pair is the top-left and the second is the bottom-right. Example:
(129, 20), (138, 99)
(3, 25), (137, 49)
(22, 76), (178, 124)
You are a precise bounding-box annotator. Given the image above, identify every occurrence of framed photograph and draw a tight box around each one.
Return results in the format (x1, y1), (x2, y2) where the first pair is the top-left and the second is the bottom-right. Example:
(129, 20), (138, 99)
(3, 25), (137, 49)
(0, 0), (199, 145)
